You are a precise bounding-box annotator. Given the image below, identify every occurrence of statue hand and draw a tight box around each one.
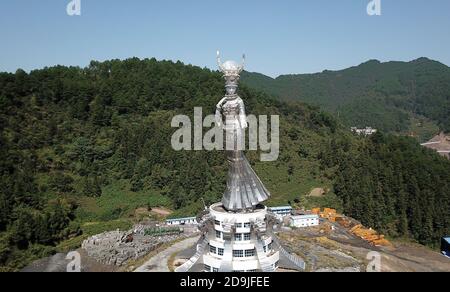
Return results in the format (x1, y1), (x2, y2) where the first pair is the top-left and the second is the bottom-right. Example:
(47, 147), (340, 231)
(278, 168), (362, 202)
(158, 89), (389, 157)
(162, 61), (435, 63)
(215, 109), (223, 128)
(239, 115), (248, 129)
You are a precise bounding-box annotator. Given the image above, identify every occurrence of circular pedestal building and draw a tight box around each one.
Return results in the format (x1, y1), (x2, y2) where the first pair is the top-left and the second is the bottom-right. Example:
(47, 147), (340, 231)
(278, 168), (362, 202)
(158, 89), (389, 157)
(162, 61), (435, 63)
(201, 203), (279, 272)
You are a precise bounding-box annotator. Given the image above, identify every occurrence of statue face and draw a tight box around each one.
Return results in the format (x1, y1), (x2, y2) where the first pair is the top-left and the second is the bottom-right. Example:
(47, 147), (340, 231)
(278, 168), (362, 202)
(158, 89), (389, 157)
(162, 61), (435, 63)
(226, 85), (237, 95)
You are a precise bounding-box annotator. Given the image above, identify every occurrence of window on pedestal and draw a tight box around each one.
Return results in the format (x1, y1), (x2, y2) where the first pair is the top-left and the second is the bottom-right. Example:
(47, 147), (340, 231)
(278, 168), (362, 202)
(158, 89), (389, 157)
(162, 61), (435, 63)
(245, 249), (255, 257)
(233, 250), (244, 258)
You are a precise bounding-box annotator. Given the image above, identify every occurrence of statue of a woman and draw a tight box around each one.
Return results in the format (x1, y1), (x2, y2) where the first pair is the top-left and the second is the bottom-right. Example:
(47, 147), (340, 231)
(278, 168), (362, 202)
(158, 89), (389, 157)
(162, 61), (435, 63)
(215, 52), (271, 212)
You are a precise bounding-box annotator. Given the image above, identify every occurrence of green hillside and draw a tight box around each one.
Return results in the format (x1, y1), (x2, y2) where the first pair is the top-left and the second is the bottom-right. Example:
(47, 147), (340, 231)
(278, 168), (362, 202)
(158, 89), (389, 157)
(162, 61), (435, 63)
(0, 58), (449, 271)
(242, 58), (450, 140)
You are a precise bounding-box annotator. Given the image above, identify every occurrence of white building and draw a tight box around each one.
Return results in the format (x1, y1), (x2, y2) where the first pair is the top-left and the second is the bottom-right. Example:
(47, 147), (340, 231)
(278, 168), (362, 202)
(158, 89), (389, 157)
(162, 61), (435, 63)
(351, 127), (378, 136)
(290, 214), (320, 228)
(268, 206), (293, 219)
(166, 217), (198, 226)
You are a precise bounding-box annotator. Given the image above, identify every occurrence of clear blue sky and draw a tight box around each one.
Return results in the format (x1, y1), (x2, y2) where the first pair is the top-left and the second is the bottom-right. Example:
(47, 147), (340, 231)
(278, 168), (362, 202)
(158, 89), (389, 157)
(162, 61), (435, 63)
(1, 0), (449, 77)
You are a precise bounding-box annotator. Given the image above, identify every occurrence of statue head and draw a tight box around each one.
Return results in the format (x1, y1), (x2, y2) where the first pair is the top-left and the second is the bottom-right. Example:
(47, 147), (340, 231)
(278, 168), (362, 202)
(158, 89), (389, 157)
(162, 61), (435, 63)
(217, 51), (245, 96)
(225, 84), (237, 96)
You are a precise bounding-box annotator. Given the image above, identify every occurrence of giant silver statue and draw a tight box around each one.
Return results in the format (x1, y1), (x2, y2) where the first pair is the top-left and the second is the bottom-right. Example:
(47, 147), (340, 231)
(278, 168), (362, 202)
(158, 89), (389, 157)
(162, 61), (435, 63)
(215, 51), (271, 212)
(175, 53), (305, 273)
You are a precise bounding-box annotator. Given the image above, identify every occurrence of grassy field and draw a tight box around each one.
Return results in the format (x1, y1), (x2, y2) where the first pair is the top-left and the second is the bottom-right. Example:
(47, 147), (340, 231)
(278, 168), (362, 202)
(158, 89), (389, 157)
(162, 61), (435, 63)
(75, 179), (172, 222)
(55, 180), (174, 251)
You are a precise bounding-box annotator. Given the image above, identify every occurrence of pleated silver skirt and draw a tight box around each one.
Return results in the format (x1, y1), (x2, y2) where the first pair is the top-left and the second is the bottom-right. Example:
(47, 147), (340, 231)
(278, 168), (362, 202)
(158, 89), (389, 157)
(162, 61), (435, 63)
(221, 128), (271, 211)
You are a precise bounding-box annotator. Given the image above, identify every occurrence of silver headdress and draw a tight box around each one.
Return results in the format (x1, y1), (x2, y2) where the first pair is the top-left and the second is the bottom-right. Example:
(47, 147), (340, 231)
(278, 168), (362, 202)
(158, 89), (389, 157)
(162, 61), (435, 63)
(217, 51), (245, 77)
(217, 51), (246, 96)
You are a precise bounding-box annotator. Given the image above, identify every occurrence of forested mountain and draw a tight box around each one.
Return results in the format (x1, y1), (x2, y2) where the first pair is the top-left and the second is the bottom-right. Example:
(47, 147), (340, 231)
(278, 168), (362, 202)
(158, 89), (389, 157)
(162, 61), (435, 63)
(0, 58), (449, 271)
(242, 58), (450, 138)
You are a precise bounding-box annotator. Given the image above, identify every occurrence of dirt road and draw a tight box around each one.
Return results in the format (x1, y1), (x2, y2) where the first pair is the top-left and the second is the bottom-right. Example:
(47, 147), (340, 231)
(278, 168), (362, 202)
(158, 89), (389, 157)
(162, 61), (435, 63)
(134, 236), (199, 272)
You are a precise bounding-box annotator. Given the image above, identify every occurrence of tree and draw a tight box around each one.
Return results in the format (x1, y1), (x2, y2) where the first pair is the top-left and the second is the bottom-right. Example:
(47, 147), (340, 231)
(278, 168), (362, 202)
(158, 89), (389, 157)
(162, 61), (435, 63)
(89, 95), (110, 126)
(48, 172), (74, 194)
(81, 176), (102, 197)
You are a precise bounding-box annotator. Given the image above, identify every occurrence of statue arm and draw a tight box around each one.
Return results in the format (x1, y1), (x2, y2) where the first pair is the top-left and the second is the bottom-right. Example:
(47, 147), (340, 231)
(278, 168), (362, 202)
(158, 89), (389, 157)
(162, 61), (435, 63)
(215, 108), (223, 128)
(217, 96), (227, 109)
(215, 97), (227, 128)
(238, 99), (248, 129)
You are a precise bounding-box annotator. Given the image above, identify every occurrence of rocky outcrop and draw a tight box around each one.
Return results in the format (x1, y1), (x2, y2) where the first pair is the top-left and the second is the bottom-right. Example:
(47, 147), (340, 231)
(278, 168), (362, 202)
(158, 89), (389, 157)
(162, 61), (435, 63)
(82, 224), (194, 267)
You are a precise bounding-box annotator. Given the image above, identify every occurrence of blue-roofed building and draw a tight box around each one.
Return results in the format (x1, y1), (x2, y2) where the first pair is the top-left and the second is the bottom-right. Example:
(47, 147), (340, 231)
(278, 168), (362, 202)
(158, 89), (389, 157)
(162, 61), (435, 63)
(166, 217), (198, 226)
(268, 206), (293, 218)
(442, 237), (450, 258)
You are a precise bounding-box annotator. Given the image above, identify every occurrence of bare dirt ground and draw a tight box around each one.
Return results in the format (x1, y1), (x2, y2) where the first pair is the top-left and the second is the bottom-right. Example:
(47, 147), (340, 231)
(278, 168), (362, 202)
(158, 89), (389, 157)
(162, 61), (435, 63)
(307, 188), (326, 197)
(379, 243), (450, 272)
(279, 223), (450, 272)
(150, 207), (173, 216)
(77, 248), (119, 272)
(134, 236), (200, 272)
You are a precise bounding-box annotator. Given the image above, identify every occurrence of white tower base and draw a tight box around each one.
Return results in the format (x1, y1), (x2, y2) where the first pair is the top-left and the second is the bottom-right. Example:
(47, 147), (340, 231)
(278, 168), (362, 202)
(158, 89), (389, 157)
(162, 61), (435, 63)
(176, 203), (280, 272)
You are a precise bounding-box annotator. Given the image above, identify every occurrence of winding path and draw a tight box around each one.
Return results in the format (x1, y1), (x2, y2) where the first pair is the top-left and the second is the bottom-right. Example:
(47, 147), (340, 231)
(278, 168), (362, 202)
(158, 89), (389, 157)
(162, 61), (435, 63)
(134, 236), (200, 272)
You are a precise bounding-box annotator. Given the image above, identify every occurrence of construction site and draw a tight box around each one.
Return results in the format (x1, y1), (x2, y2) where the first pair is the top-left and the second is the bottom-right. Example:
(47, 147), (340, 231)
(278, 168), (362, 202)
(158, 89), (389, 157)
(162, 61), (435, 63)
(421, 132), (450, 159)
(310, 208), (391, 247)
(277, 206), (450, 272)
